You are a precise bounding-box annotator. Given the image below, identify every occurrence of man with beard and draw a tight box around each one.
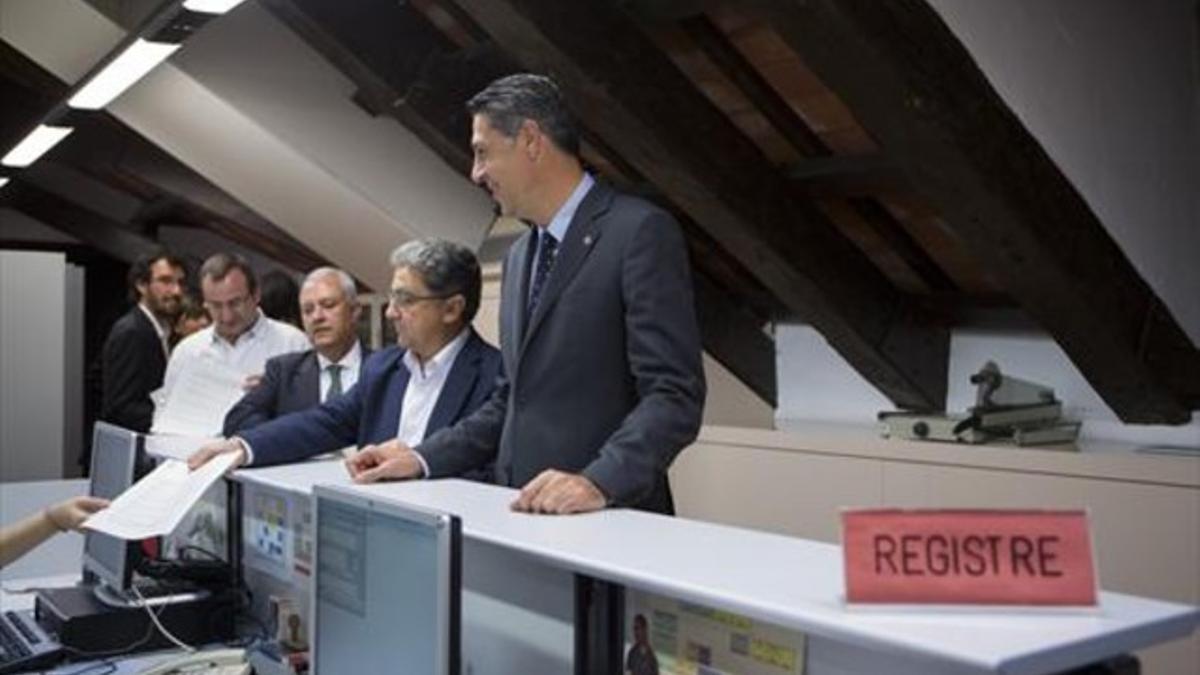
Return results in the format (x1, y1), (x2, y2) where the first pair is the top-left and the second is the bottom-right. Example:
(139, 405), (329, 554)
(100, 249), (187, 433)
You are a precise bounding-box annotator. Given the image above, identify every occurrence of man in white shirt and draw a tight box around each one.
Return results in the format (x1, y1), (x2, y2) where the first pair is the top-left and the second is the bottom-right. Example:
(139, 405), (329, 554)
(222, 267), (370, 434)
(155, 253), (309, 434)
(187, 239), (501, 469)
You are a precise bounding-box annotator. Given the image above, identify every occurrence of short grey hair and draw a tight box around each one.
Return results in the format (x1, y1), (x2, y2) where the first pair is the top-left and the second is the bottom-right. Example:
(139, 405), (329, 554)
(389, 238), (482, 322)
(466, 73), (580, 158)
(303, 267), (357, 303)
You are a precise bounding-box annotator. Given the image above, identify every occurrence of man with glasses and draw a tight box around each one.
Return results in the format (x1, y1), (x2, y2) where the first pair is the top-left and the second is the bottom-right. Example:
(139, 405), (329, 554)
(343, 74), (706, 516)
(156, 253), (309, 433)
(222, 267), (371, 435)
(187, 239), (501, 469)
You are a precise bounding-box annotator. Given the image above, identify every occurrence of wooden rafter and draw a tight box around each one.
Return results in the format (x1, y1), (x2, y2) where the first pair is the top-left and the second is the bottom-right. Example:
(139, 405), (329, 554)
(751, 0), (1198, 421)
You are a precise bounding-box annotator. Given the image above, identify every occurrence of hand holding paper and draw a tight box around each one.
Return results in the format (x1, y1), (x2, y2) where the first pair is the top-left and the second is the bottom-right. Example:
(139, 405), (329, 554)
(82, 453), (239, 540)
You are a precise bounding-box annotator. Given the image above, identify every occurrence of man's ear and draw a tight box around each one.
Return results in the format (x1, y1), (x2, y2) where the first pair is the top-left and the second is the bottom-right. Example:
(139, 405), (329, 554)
(135, 280), (149, 300)
(519, 119), (542, 159)
(442, 295), (467, 325)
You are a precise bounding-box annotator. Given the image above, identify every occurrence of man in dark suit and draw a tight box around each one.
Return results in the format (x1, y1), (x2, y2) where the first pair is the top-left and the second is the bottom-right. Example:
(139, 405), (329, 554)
(223, 267), (369, 435)
(100, 250), (186, 433)
(188, 239), (501, 469)
(345, 74), (706, 515)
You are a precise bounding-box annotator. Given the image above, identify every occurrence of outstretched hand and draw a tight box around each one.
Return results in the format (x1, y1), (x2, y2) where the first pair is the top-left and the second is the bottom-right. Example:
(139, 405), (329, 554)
(188, 438), (247, 471)
(46, 496), (110, 531)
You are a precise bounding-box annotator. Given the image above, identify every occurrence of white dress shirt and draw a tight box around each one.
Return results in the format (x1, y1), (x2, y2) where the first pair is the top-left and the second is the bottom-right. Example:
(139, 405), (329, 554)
(401, 329), (471, 477)
(317, 341), (363, 403)
(157, 311), (310, 429)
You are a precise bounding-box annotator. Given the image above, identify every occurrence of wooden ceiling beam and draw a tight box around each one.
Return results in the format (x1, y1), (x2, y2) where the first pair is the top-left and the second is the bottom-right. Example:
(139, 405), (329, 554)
(752, 0), (1197, 422)
(679, 13), (828, 157)
(448, 0), (949, 410)
(786, 153), (910, 198)
(4, 181), (158, 264)
(694, 271), (777, 406)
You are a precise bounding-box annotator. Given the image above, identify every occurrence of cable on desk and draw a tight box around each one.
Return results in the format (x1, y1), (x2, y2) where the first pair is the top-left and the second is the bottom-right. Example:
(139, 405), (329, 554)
(130, 586), (195, 653)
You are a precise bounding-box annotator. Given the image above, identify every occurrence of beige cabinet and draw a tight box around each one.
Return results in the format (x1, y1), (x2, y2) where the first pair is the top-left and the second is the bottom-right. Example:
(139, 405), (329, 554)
(671, 425), (1200, 675)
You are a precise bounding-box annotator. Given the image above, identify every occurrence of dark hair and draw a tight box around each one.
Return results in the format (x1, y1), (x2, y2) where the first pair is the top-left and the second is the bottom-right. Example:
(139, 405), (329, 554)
(390, 238), (482, 323)
(259, 269), (301, 328)
(176, 293), (208, 321)
(127, 249), (185, 302)
(466, 73), (580, 157)
(199, 252), (258, 295)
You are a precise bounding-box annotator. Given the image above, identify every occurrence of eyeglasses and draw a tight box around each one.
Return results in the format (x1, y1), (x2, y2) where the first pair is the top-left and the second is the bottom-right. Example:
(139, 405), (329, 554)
(387, 288), (455, 308)
(203, 294), (253, 314)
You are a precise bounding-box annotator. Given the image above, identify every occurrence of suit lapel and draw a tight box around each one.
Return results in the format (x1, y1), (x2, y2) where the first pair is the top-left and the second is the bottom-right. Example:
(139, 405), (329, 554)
(378, 352), (411, 437)
(426, 332), (481, 437)
(297, 352), (321, 408)
(508, 228), (536, 349)
(132, 306), (168, 365)
(520, 183), (612, 353)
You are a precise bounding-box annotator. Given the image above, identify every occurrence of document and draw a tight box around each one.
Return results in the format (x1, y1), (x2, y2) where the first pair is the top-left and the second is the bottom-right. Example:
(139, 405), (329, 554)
(83, 454), (239, 540)
(144, 434), (218, 462)
(152, 358), (246, 436)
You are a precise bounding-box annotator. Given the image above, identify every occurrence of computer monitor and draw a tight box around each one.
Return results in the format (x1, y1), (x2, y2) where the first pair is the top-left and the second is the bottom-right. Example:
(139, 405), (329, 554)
(312, 485), (461, 675)
(81, 422), (142, 594)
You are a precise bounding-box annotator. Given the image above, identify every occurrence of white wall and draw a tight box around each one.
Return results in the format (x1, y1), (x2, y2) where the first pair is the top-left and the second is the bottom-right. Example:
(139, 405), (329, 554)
(778, 0), (1200, 443)
(0, 251), (67, 480)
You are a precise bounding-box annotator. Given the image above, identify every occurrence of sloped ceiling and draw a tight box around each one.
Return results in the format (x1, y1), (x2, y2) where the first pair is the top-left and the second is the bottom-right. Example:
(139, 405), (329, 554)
(2, 0), (1196, 423)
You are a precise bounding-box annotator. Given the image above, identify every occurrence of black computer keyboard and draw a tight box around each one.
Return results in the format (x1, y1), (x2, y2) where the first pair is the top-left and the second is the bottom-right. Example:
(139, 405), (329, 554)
(0, 610), (62, 674)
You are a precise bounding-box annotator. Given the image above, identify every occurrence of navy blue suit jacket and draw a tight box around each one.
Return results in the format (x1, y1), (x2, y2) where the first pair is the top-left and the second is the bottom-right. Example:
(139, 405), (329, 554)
(222, 344), (371, 436)
(239, 330), (502, 468)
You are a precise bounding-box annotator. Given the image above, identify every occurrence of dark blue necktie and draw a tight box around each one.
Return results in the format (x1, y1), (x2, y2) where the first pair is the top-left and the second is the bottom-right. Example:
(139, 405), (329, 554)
(527, 231), (558, 320)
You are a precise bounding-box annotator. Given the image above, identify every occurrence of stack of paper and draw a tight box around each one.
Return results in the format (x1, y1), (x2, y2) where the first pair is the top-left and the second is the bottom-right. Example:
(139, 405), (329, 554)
(152, 357), (246, 436)
(83, 454), (239, 540)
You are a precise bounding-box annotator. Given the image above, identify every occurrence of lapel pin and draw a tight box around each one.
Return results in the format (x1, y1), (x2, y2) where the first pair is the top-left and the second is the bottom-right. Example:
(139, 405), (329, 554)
(583, 235), (593, 246)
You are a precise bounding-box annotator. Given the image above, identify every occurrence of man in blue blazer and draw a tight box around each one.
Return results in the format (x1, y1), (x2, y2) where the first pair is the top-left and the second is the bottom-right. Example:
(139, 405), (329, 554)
(345, 74), (706, 515)
(222, 267), (370, 435)
(189, 239), (501, 470)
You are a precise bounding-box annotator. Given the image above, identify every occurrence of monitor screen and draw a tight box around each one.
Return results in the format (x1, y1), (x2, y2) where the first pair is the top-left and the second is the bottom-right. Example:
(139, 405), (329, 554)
(313, 486), (460, 675)
(82, 422), (142, 592)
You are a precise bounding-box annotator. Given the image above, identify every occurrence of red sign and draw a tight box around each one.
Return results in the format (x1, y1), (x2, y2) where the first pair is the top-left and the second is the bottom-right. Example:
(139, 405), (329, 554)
(842, 509), (1098, 606)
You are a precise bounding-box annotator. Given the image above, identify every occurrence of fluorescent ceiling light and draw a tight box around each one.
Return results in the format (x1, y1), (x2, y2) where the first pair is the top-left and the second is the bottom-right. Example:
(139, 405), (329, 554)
(2, 125), (74, 168)
(183, 0), (248, 13)
(68, 38), (181, 110)
(0, 178), (9, 189)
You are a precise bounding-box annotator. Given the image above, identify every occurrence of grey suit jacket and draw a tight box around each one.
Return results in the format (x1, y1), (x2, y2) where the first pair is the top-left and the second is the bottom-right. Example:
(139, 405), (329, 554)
(418, 181), (706, 513)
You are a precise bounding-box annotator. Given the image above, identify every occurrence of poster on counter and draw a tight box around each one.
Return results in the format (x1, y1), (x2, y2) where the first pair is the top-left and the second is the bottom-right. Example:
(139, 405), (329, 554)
(624, 588), (806, 675)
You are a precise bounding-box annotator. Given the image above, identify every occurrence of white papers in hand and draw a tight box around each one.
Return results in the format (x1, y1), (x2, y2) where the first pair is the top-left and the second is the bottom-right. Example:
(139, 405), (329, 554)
(144, 434), (218, 462)
(152, 358), (245, 436)
(82, 454), (238, 540)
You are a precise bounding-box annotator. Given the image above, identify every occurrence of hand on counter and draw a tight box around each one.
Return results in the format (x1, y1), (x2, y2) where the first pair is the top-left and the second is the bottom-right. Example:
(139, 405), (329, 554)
(345, 439), (423, 483)
(512, 470), (606, 515)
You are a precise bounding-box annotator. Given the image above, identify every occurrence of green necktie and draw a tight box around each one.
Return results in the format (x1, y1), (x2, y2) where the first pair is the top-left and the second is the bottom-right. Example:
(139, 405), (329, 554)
(325, 364), (344, 400)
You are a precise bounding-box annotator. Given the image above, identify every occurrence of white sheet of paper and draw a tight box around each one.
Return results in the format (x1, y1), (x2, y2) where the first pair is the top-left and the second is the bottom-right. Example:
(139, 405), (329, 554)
(152, 358), (246, 436)
(82, 454), (238, 540)
(144, 434), (218, 462)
